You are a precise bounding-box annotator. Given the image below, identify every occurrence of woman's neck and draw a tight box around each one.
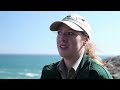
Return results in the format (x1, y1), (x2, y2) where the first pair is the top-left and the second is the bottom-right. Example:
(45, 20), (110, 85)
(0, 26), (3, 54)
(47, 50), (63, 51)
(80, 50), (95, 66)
(63, 48), (85, 70)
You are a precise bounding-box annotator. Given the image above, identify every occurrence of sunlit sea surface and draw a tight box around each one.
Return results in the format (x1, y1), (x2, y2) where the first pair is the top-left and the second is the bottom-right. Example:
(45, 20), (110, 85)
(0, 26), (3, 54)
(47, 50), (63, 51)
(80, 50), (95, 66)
(0, 54), (115, 79)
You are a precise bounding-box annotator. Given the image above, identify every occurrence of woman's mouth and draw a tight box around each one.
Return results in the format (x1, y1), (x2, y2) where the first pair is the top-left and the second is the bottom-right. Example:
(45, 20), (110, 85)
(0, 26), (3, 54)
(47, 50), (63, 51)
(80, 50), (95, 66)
(60, 45), (68, 49)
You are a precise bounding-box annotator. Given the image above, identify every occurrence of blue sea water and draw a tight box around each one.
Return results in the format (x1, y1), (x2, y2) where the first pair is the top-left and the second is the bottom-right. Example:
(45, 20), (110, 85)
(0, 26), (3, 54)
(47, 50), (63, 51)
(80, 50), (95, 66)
(0, 54), (115, 79)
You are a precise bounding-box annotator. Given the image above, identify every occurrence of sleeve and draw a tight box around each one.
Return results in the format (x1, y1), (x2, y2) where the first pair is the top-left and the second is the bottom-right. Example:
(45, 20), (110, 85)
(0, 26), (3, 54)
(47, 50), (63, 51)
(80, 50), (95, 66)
(89, 70), (100, 79)
(40, 65), (50, 79)
(89, 66), (113, 79)
(40, 64), (59, 79)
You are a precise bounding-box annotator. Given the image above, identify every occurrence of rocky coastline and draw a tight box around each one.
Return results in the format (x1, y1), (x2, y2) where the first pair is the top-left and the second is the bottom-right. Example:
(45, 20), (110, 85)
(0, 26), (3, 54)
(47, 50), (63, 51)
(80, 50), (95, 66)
(103, 55), (120, 79)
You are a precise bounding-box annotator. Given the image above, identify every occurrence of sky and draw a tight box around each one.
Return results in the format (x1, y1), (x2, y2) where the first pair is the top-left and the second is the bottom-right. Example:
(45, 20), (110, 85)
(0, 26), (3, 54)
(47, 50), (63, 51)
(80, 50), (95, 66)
(0, 11), (120, 55)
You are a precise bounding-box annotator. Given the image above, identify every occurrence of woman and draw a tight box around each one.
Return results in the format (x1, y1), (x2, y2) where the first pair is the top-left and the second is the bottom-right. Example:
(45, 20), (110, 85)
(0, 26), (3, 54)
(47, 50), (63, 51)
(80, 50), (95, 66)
(40, 14), (113, 79)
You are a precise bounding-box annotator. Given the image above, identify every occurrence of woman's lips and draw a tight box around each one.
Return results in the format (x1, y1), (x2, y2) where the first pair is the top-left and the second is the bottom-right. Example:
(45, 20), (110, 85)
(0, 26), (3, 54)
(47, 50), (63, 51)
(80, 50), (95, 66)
(60, 45), (68, 49)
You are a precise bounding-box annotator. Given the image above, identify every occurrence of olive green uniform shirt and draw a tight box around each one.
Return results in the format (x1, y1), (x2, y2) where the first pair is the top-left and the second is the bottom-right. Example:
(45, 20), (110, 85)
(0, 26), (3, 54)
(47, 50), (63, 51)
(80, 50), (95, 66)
(41, 54), (113, 79)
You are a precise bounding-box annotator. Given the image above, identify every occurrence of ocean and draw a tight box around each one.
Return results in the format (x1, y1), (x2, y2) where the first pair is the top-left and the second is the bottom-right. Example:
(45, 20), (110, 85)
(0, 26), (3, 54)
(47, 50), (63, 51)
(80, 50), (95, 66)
(0, 54), (114, 79)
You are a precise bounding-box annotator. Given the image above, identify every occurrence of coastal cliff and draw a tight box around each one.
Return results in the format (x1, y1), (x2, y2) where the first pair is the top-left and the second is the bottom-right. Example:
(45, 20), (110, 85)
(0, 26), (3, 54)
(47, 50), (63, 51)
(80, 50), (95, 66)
(103, 55), (120, 79)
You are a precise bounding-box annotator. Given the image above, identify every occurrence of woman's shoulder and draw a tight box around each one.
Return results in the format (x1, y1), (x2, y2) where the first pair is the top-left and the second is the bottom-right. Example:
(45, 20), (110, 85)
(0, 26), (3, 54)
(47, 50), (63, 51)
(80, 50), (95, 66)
(41, 61), (61, 79)
(89, 59), (113, 79)
(42, 61), (60, 71)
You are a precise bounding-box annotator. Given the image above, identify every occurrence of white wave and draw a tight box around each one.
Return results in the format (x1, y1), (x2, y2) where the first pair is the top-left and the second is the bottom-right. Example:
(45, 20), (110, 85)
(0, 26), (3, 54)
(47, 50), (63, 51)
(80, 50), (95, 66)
(0, 68), (9, 73)
(0, 70), (7, 73)
(0, 70), (12, 74)
(25, 73), (39, 77)
(6, 77), (19, 79)
(18, 72), (39, 77)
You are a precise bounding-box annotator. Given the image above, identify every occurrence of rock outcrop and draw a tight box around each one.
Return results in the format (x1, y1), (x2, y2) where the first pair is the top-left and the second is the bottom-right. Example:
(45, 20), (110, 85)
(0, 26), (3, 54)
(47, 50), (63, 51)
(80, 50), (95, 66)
(103, 55), (120, 79)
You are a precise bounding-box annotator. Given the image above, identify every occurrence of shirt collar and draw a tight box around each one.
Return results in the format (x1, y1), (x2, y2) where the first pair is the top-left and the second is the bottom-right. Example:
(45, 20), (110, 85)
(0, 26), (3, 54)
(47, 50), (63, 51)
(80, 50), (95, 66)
(57, 54), (83, 72)
(72, 55), (83, 71)
(57, 58), (66, 73)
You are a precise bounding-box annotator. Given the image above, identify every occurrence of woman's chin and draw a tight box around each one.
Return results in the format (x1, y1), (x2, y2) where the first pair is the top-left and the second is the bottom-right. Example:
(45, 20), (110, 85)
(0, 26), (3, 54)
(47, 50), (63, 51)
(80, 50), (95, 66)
(59, 52), (70, 58)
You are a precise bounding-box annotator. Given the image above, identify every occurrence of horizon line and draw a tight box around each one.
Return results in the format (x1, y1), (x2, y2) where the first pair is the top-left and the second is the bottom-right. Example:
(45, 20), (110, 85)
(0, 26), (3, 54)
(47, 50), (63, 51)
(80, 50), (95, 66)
(0, 53), (119, 56)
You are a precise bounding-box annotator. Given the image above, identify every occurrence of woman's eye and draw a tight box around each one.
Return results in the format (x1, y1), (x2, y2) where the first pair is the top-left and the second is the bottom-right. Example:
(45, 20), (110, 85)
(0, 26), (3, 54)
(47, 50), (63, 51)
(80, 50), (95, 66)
(58, 31), (62, 35)
(68, 32), (74, 35)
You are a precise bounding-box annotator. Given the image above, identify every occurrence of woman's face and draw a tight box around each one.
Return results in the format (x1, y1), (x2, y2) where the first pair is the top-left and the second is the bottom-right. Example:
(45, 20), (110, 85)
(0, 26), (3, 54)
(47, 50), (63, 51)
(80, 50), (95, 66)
(57, 24), (86, 58)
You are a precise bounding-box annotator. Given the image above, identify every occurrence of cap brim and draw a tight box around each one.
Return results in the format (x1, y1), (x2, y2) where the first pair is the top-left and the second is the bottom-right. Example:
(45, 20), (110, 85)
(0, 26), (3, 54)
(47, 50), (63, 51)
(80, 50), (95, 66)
(50, 21), (84, 32)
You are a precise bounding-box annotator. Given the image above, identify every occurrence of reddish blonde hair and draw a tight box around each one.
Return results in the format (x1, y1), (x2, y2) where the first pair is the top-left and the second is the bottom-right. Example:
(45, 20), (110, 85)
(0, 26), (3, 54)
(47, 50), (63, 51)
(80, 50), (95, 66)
(85, 41), (104, 66)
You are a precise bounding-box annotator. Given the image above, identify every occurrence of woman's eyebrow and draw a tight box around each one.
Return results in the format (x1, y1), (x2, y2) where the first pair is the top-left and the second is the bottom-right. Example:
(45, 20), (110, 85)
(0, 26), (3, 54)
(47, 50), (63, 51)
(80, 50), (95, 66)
(67, 29), (75, 31)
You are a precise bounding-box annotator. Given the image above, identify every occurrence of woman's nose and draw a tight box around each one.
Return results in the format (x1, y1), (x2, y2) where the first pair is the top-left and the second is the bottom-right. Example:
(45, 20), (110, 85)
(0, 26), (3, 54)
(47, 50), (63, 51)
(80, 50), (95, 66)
(60, 34), (68, 42)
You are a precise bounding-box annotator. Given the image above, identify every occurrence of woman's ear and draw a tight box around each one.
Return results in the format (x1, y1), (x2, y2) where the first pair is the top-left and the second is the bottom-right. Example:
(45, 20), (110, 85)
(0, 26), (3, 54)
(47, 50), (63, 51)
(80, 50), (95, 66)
(83, 37), (89, 46)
